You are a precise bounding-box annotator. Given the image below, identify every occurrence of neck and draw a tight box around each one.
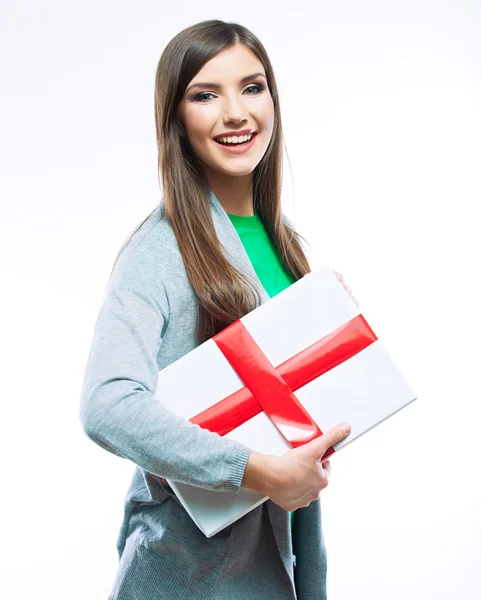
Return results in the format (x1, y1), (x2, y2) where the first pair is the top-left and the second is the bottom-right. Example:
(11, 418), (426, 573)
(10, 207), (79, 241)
(205, 170), (254, 216)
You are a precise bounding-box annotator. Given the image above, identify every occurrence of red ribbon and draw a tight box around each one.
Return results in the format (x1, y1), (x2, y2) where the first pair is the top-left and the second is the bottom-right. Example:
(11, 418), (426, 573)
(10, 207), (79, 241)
(189, 314), (377, 453)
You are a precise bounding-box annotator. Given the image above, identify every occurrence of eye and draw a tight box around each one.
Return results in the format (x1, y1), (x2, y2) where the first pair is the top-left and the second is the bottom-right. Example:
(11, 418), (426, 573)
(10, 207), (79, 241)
(245, 83), (265, 95)
(193, 92), (216, 103)
(192, 82), (266, 103)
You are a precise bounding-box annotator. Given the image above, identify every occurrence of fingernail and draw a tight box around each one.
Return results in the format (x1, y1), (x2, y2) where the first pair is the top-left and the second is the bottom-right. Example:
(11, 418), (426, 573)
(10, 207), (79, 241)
(341, 423), (351, 433)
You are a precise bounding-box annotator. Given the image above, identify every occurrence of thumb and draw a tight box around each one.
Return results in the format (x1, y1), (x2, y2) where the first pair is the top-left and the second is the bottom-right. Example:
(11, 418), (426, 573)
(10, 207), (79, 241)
(308, 423), (351, 460)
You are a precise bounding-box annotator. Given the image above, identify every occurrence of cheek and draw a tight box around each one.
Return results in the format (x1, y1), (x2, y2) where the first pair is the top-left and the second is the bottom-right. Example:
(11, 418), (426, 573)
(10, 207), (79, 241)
(257, 97), (275, 133)
(191, 120), (210, 141)
(183, 109), (213, 141)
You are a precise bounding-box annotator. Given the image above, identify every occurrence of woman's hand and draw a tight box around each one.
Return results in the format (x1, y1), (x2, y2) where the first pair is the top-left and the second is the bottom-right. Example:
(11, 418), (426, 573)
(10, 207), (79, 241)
(333, 269), (360, 308)
(242, 423), (351, 511)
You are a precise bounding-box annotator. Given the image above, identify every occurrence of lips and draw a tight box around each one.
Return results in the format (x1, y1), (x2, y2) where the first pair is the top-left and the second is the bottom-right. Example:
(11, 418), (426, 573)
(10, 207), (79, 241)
(212, 131), (258, 154)
(213, 132), (257, 145)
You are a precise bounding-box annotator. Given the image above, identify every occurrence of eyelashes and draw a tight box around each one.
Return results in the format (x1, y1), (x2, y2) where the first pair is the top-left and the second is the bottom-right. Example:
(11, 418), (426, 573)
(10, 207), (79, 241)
(192, 83), (266, 103)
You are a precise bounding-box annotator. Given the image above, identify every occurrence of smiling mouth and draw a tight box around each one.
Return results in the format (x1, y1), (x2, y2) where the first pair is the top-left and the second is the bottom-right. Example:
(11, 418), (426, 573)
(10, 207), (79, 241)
(213, 132), (258, 146)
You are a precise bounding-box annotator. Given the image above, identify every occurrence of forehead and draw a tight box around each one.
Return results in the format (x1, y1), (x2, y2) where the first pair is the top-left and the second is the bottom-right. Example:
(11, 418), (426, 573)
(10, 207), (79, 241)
(189, 45), (265, 84)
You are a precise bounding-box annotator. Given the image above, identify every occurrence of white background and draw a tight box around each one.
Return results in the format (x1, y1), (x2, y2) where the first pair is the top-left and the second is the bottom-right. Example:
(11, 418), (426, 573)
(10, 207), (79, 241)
(1, 1), (480, 598)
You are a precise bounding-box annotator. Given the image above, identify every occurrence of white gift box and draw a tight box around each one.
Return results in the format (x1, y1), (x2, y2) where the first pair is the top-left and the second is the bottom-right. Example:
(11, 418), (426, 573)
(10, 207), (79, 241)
(155, 265), (417, 537)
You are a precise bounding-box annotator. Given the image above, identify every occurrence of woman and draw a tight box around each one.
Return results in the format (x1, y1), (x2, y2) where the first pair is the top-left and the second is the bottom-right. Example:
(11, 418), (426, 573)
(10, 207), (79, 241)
(80, 19), (353, 600)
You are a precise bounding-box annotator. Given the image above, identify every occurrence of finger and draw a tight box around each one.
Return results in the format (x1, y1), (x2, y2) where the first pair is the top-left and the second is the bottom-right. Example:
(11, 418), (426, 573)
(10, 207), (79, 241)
(323, 460), (332, 477)
(347, 290), (359, 307)
(310, 423), (351, 460)
(334, 271), (354, 299)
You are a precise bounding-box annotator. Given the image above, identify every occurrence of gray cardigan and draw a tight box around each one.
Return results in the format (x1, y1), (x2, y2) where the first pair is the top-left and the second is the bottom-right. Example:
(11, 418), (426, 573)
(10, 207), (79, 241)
(79, 190), (327, 599)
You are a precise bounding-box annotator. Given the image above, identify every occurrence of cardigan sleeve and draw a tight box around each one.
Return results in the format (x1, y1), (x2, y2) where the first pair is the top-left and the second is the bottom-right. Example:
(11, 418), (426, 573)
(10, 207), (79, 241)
(79, 226), (251, 493)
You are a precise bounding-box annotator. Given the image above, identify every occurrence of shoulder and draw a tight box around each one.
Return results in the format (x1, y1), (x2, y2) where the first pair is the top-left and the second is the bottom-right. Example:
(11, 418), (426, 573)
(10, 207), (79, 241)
(104, 202), (176, 309)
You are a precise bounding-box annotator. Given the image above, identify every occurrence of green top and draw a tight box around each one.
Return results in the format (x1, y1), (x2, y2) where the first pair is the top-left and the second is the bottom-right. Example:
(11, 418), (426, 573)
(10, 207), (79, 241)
(227, 211), (297, 528)
(226, 212), (296, 296)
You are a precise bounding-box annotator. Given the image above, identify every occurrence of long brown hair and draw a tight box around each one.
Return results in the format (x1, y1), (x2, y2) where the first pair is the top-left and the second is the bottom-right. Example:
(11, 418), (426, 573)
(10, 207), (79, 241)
(110, 19), (312, 345)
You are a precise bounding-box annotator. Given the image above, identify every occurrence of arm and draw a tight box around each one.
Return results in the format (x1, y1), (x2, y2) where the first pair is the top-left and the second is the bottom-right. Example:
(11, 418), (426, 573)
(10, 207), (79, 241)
(79, 227), (251, 493)
(241, 450), (274, 494)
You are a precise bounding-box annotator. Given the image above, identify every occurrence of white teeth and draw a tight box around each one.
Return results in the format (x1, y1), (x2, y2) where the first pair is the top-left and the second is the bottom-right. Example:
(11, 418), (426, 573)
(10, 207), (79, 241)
(216, 133), (254, 144)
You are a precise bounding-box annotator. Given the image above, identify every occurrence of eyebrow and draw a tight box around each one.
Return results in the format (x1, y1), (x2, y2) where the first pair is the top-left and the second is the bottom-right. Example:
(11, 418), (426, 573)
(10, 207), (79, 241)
(185, 72), (267, 94)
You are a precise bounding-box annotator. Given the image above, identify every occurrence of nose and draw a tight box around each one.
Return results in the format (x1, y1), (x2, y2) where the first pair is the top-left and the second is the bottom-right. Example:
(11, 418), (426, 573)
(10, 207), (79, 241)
(222, 94), (248, 124)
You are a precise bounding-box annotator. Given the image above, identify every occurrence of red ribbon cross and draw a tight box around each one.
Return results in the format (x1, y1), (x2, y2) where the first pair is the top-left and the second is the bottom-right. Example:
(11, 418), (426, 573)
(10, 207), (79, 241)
(189, 314), (377, 451)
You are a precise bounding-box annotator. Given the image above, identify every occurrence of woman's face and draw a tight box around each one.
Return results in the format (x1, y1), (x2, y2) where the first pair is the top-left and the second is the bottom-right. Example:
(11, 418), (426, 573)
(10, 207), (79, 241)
(178, 44), (275, 181)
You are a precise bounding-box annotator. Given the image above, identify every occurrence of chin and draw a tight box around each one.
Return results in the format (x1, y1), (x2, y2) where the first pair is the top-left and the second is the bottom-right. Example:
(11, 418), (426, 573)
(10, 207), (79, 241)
(216, 162), (258, 176)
